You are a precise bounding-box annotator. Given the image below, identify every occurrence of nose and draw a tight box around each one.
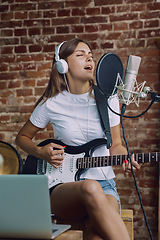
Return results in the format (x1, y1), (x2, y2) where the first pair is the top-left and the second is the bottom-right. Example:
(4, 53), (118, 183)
(86, 54), (93, 62)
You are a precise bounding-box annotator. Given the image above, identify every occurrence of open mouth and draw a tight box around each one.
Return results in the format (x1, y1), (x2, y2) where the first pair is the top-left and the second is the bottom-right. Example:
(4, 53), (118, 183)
(84, 65), (93, 70)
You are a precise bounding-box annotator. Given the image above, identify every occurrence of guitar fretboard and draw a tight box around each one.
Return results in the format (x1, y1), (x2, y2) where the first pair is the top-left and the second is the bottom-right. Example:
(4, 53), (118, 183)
(77, 152), (160, 169)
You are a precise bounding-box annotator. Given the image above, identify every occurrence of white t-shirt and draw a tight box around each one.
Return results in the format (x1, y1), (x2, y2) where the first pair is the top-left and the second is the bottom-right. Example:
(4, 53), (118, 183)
(30, 90), (120, 180)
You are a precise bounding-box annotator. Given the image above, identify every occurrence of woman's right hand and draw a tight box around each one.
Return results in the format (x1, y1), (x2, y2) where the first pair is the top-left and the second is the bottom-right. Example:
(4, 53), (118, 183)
(38, 143), (65, 169)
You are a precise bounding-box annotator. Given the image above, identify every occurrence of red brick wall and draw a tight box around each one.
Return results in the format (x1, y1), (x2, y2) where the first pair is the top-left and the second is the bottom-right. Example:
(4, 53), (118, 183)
(0, 1), (160, 239)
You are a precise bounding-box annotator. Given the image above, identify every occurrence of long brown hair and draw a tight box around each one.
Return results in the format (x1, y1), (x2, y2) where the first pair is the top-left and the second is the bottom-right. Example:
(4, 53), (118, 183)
(35, 38), (94, 107)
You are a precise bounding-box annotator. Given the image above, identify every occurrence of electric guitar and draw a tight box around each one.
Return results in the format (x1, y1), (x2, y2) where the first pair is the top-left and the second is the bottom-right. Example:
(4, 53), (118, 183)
(22, 138), (160, 189)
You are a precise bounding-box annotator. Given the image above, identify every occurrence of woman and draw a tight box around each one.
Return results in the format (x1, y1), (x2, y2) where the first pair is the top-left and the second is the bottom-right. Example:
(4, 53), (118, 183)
(16, 38), (140, 240)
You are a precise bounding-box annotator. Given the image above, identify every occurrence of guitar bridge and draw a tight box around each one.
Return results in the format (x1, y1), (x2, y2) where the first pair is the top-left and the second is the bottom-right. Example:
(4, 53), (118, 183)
(37, 159), (47, 175)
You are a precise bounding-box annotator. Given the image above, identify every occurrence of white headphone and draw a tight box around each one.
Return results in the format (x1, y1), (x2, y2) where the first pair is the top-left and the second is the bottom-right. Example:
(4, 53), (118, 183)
(55, 41), (68, 74)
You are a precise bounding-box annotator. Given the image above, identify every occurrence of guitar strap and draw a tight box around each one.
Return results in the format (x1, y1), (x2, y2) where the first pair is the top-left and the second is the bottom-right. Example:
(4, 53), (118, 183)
(94, 85), (112, 149)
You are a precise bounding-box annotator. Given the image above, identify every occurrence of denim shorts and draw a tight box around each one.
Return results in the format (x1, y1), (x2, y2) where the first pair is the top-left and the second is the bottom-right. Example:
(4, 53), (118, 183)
(50, 179), (120, 205)
(80, 178), (120, 204)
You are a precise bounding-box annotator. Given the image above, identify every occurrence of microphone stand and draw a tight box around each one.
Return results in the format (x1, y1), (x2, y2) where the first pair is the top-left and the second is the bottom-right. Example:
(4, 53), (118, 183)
(120, 103), (154, 240)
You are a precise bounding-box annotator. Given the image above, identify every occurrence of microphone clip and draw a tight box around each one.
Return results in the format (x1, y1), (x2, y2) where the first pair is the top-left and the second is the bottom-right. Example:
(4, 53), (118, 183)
(149, 91), (160, 103)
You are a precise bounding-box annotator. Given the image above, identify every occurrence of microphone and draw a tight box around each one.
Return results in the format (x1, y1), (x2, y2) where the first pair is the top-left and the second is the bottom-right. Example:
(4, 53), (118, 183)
(96, 52), (151, 107)
(120, 55), (141, 103)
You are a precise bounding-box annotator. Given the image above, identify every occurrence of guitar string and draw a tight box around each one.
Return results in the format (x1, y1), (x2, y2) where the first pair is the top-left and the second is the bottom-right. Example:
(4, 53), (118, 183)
(63, 74), (90, 143)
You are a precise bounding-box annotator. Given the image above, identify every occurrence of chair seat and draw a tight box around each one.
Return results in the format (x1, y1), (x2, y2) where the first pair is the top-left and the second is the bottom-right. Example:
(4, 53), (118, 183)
(52, 209), (134, 240)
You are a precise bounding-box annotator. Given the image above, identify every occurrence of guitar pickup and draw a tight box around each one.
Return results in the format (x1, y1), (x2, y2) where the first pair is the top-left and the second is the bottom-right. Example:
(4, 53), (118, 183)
(37, 159), (47, 175)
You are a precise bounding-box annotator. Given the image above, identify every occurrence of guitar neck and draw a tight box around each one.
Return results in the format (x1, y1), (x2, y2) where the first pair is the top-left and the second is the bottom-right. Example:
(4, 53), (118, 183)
(77, 152), (160, 169)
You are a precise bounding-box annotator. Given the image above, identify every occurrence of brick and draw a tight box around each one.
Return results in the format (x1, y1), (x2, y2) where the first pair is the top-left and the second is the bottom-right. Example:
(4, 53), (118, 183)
(16, 54), (32, 62)
(11, 115), (27, 124)
(38, 2), (59, 10)
(1, 29), (13, 37)
(0, 5), (9, 13)
(35, 132), (50, 140)
(132, 39), (145, 48)
(66, 0), (92, 8)
(100, 42), (114, 49)
(15, 0), (28, 2)
(24, 19), (50, 27)
(72, 8), (85, 16)
(43, 44), (55, 53)
(15, 11), (28, 19)
(58, 9), (70, 17)
(99, 23), (112, 31)
(0, 89), (14, 98)
(37, 62), (51, 71)
(23, 79), (36, 87)
(9, 63), (23, 71)
(1, 12), (14, 21)
(117, 5), (130, 12)
(57, 26), (69, 34)
(86, 7), (100, 15)
(71, 25), (84, 33)
(8, 80), (21, 88)
(24, 96), (36, 104)
(140, 11), (160, 19)
(20, 105), (34, 113)
(147, 2), (160, 10)
(23, 62), (36, 71)
(131, 3), (146, 12)
(102, 6), (115, 14)
(43, 10), (56, 19)
(144, 19), (159, 28)
(42, 27), (55, 35)
(29, 11), (43, 19)
(0, 63), (8, 72)
(35, 87), (46, 96)
(1, 46), (13, 54)
(29, 44), (42, 53)
(85, 25), (99, 33)
(0, 81), (7, 89)
(31, 53), (45, 61)
(10, 3), (36, 11)
(0, 115), (10, 123)
(52, 17), (79, 26)
(110, 13), (138, 22)
(114, 22), (128, 31)
(19, 70), (45, 79)
(0, 72), (18, 80)
(15, 45), (27, 54)
(129, 21), (143, 29)
(16, 88), (33, 97)
(37, 78), (49, 87)
(0, 37), (19, 45)
(81, 16), (107, 24)
(95, 0), (122, 5)
(15, 28), (27, 36)
(0, 55), (15, 63)
(20, 37), (33, 45)
(28, 27), (41, 36)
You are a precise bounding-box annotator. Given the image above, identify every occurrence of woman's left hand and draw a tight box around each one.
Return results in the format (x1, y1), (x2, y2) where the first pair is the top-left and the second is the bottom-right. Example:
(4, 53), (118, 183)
(122, 153), (141, 173)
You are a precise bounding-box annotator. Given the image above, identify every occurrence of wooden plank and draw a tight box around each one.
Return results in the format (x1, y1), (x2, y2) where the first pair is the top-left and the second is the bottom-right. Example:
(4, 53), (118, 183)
(54, 230), (83, 240)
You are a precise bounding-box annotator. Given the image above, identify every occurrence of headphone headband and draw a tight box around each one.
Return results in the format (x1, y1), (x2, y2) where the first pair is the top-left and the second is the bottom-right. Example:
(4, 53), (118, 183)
(55, 41), (66, 62)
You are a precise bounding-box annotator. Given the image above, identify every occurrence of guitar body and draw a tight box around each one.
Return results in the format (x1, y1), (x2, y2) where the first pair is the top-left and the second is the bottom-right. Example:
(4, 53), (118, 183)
(22, 138), (108, 189)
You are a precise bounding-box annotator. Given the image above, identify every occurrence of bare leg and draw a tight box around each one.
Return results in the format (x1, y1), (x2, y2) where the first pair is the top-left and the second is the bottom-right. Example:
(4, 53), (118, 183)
(50, 179), (130, 240)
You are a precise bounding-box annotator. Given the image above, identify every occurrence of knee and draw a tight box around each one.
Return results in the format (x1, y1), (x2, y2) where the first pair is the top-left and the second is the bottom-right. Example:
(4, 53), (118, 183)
(80, 180), (104, 202)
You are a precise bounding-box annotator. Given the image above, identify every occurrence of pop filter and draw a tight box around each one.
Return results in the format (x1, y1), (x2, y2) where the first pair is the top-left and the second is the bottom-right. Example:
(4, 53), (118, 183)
(96, 53), (124, 98)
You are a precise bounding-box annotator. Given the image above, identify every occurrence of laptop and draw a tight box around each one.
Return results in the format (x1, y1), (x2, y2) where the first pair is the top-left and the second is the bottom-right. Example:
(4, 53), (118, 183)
(0, 174), (71, 239)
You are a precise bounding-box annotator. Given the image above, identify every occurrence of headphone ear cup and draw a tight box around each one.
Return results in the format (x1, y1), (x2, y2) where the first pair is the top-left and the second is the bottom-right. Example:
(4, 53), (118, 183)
(56, 59), (68, 74)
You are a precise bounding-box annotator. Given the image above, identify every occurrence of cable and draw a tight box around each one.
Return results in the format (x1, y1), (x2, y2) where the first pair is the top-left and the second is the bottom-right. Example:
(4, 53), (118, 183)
(107, 98), (155, 119)
(121, 104), (154, 240)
